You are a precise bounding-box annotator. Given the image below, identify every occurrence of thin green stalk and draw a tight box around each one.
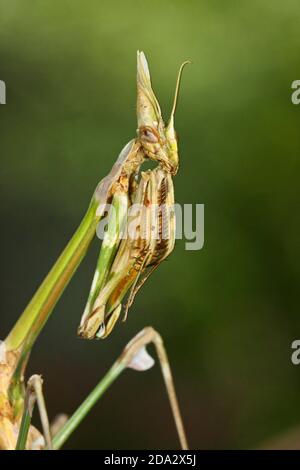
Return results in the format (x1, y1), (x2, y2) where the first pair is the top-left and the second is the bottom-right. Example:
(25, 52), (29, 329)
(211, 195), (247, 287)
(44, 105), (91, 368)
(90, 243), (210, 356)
(52, 362), (125, 450)
(52, 326), (188, 450)
(15, 409), (32, 450)
(15, 380), (37, 450)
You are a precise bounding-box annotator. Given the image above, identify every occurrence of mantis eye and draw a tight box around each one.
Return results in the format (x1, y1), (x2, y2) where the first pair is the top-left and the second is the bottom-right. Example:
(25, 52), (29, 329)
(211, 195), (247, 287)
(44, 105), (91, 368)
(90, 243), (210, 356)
(140, 126), (159, 143)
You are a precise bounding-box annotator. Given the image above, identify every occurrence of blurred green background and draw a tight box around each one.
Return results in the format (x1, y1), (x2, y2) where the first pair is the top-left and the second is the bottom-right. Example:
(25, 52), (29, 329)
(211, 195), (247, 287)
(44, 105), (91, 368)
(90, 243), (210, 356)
(1, 0), (300, 449)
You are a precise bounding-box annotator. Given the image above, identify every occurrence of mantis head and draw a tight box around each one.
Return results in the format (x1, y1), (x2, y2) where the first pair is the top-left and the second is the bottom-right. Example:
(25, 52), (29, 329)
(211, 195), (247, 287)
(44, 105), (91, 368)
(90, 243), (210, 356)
(136, 51), (190, 176)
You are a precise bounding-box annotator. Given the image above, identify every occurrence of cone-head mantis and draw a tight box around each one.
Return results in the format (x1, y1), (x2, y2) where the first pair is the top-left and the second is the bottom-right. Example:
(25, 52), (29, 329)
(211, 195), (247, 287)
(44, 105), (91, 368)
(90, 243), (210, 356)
(1, 52), (190, 450)
(78, 52), (190, 339)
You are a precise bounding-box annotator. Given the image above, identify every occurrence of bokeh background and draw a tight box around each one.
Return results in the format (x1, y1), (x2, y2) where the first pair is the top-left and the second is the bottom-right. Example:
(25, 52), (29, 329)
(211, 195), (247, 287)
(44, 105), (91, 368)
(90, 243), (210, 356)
(1, 0), (300, 449)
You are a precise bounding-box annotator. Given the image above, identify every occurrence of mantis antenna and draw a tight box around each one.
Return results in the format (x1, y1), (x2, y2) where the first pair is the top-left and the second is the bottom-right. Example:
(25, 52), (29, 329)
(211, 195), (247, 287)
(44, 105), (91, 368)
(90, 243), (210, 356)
(168, 60), (192, 126)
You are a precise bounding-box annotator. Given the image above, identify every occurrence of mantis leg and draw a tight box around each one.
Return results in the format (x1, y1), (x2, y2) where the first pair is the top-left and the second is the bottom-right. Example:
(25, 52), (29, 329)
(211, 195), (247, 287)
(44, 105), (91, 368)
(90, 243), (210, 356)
(15, 375), (52, 450)
(52, 327), (188, 450)
(78, 191), (128, 338)
(122, 327), (189, 450)
(123, 262), (159, 319)
(31, 375), (52, 449)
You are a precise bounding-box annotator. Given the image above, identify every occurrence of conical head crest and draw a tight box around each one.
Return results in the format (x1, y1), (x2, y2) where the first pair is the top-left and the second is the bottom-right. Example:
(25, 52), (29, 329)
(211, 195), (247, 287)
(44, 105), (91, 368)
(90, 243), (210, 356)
(136, 51), (190, 175)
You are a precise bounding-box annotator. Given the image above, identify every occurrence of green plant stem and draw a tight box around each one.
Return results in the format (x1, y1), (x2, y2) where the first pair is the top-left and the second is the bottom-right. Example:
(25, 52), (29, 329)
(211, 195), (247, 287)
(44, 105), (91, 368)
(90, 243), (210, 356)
(52, 326), (188, 450)
(15, 409), (32, 450)
(52, 362), (125, 450)
(6, 197), (99, 353)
